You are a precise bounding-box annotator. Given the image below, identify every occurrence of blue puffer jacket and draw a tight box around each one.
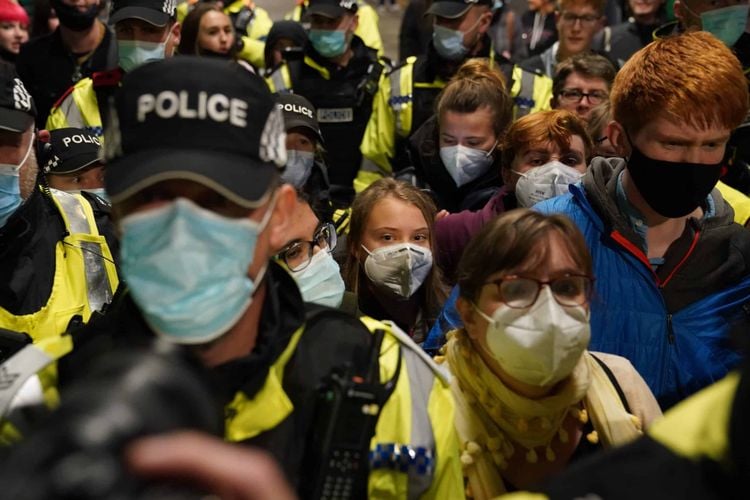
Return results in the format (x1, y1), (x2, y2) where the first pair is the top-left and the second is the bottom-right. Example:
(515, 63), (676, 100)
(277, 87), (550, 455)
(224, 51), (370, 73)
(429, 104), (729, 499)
(536, 161), (750, 409)
(427, 159), (750, 409)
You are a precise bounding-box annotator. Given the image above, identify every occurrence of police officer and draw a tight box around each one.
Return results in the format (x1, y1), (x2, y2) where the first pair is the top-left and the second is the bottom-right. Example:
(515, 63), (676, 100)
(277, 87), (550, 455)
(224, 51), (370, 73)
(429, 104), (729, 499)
(358, 0), (553, 189)
(60, 57), (462, 498)
(177, 0), (273, 69)
(266, 0), (386, 201)
(40, 127), (107, 201)
(0, 66), (117, 369)
(45, 0), (181, 138)
(285, 0), (385, 56)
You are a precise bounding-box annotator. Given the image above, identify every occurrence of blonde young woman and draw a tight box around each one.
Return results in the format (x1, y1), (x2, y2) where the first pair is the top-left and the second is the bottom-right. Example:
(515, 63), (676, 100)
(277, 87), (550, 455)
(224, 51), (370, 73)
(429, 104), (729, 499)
(440, 209), (661, 497)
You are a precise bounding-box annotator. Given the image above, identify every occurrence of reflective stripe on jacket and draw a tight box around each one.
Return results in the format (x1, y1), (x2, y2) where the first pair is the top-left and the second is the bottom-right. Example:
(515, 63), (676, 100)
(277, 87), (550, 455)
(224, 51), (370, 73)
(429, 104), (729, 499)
(46, 78), (103, 138)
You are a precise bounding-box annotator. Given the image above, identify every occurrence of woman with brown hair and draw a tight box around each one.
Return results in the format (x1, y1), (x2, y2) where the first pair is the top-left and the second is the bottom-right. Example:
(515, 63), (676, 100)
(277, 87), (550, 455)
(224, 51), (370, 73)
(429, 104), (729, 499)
(343, 178), (447, 342)
(407, 58), (513, 213)
(443, 209), (660, 498)
(434, 108), (591, 282)
(178, 3), (236, 59)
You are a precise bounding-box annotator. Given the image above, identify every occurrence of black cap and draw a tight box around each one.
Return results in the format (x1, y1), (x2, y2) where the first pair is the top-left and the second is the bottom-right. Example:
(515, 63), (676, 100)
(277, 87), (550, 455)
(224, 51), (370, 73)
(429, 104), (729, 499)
(104, 57), (287, 208)
(427, 0), (492, 19)
(110, 0), (177, 27)
(0, 64), (35, 133)
(275, 93), (323, 144)
(307, 0), (358, 18)
(41, 128), (101, 174)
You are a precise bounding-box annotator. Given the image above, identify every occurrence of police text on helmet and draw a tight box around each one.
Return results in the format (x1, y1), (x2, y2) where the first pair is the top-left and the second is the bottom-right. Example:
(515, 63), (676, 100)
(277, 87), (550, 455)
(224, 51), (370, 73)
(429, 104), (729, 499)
(137, 91), (248, 127)
(277, 102), (313, 119)
(62, 134), (101, 148)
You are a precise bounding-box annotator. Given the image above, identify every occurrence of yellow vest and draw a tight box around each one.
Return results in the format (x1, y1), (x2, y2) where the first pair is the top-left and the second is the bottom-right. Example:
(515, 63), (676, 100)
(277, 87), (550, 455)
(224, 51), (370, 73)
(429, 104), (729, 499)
(0, 189), (119, 441)
(223, 0), (272, 69)
(285, 1), (384, 56)
(716, 181), (750, 226)
(225, 315), (464, 499)
(46, 78), (103, 138)
(0, 189), (118, 356)
(357, 60), (553, 191)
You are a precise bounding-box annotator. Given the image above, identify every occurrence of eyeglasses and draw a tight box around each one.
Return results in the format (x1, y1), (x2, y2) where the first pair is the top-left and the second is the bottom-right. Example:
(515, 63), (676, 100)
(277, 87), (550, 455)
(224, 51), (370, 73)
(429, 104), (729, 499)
(558, 89), (608, 105)
(484, 275), (594, 309)
(560, 12), (601, 25)
(277, 222), (337, 272)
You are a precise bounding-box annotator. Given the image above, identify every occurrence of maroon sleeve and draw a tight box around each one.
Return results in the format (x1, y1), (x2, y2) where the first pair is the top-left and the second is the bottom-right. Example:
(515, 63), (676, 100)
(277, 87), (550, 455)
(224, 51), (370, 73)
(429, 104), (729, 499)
(434, 190), (508, 281)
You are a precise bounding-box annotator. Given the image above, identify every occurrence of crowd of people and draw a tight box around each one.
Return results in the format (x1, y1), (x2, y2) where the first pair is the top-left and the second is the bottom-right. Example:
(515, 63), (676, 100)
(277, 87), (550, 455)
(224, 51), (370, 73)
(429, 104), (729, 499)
(0, 0), (750, 498)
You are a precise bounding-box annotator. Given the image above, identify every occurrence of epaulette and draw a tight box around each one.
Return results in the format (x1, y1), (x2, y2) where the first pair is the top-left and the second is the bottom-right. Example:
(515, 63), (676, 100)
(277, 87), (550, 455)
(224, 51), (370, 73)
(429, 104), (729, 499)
(92, 68), (124, 89)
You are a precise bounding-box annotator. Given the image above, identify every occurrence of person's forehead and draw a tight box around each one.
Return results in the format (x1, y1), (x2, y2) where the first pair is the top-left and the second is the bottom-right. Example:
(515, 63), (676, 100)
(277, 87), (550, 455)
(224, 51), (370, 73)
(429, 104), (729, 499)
(564, 72), (609, 90)
(200, 10), (229, 26)
(561, 1), (600, 13)
(641, 114), (732, 139)
(522, 137), (584, 155)
(366, 196), (427, 229)
(287, 200), (320, 242)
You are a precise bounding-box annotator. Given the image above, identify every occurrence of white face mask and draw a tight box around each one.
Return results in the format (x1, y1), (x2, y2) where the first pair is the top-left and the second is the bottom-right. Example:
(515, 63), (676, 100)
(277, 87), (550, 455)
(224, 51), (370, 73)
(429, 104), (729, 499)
(440, 143), (496, 187)
(362, 243), (433, 299)
(513, 160), (584, 208)
(474, 286), (590, 387)
(291, 249), (346, 308)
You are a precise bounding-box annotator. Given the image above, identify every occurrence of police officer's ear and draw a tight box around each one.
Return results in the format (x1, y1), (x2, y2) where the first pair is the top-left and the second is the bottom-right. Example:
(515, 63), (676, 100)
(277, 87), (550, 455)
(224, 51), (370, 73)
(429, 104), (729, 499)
(606, 120), (630, 158)
(349, 13), (359, 33)
(476, 8), (493, 35)
(168, 22), (182, 54)
(267, 184), (298, 251)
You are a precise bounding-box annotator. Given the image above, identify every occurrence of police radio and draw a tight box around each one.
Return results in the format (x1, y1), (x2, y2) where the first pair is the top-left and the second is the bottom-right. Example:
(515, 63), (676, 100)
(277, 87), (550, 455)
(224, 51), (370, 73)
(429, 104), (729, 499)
(301, 329), (400, 500)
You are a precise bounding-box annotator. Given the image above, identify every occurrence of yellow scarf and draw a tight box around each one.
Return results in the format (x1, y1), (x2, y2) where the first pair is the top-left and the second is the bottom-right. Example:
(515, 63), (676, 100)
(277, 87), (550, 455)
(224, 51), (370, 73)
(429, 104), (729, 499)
(443, 329), (643, 499)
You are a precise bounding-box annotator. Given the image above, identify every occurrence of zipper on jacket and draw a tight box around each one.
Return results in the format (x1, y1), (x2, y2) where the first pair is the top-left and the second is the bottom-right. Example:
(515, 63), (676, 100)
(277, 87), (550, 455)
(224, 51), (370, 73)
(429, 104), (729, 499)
(666, 314), (675, 344)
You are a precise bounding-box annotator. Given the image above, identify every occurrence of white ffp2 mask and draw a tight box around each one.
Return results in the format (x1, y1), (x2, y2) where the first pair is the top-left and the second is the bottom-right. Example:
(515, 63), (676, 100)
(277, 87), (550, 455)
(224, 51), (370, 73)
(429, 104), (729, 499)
(474, 286), (590, 386)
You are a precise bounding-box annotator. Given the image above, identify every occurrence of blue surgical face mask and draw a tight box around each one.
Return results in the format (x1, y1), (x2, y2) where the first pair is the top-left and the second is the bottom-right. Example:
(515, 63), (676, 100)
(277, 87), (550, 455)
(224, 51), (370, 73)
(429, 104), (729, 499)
(84, 188), (110, 204)
(309, 28), (349, 58)
(120, 196), (275, 344)
(291, 249), (346, 308)
(0, 136), (34, 228)
(699, 4), (750, 47)
(282, 149), (315, 188)
(432, 24), (469, 61)
(118, 32), (171, 72)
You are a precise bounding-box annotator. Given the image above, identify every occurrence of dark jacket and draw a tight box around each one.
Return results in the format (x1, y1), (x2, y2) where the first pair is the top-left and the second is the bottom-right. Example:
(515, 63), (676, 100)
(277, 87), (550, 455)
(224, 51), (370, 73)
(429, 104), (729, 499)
(434, 187), (516, 282)
(59, 262), (374, 488)
(594, 18), (662, 68)
(16, 24), (117, 128)
(398, 0), (432, 61)
(0, 187), (117, 316)
(407, 115), (502, 213)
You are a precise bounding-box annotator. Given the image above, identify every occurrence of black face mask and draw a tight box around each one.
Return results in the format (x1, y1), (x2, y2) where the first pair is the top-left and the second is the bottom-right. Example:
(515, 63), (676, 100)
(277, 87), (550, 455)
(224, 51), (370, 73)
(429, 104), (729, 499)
(626, 138), (726, 218)
(52, 0), (99, 32)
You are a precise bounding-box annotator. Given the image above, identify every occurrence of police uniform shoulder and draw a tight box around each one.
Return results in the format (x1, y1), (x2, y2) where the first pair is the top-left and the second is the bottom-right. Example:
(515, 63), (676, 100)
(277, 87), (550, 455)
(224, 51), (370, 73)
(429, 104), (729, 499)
(50, 78), (95, 110)
(388, 56), (417, 74)
(92, 68), (124, 88)
(79, 190), (111, 213)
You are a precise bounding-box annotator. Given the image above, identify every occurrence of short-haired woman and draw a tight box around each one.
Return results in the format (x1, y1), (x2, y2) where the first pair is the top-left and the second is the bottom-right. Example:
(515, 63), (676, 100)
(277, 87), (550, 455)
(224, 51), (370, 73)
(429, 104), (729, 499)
(443, 209), (661, 497)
